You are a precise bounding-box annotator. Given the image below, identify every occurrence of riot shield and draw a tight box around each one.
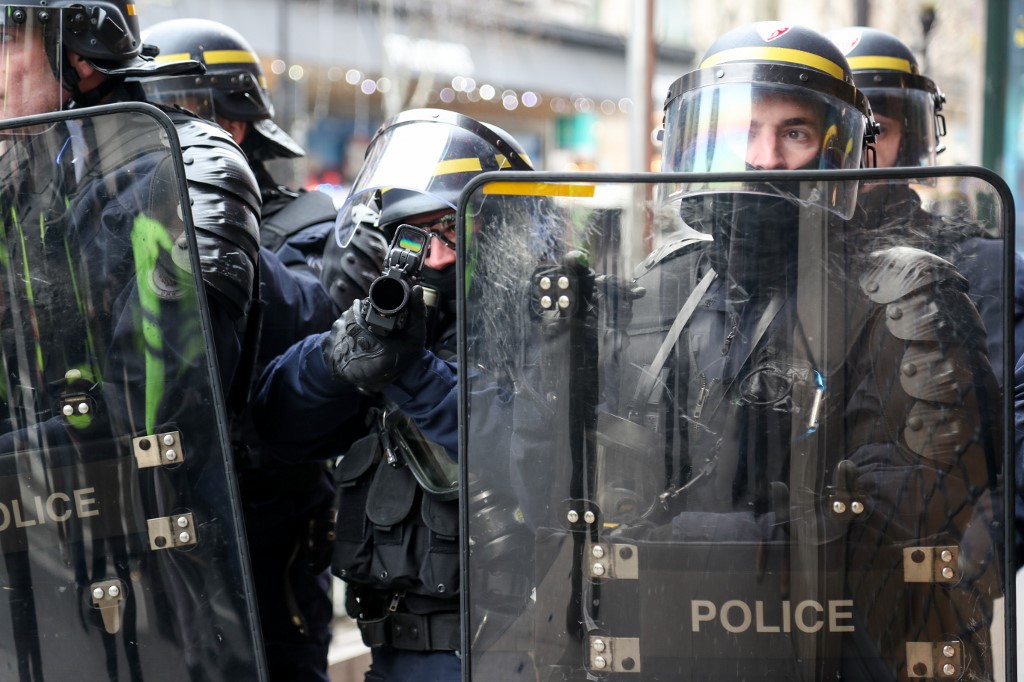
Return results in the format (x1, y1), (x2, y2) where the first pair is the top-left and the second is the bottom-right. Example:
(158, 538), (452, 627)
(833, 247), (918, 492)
(458, 168), (1014, 681)
(0, 104), (265, 680)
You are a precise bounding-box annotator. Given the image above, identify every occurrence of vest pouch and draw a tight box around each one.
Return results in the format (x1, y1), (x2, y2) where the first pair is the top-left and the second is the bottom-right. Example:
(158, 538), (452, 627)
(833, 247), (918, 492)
(418, 492), (460, 598)
(331, 433), (380, 583)
(366, 460), (419, 590)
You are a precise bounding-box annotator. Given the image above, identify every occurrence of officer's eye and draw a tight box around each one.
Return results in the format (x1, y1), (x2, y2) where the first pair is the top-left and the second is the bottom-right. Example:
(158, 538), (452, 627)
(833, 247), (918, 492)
(437, 215), (457, 241)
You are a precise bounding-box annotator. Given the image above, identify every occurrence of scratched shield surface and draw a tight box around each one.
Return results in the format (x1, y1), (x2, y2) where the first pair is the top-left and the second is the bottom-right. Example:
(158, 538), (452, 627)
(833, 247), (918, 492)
(457, 168), (1013, 681)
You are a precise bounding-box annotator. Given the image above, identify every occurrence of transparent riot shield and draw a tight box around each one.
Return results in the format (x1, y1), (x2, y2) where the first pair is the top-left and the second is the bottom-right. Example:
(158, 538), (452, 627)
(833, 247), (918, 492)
(0, 104), (264, 680)
(458, 168), (1014, 682)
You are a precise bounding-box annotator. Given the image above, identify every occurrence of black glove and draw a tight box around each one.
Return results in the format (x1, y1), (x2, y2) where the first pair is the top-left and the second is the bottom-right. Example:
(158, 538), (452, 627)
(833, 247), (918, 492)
(594, 272), (645, 354)
(320, 224), (388, 313)
(321, 285), (427, 390)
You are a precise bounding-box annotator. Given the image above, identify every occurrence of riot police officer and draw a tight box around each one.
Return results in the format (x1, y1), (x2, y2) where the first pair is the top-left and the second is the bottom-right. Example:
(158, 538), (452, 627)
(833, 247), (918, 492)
(828, 25), (1024, 379)
(660, 22), (999, 680)
(0, 1), (262, 387)
(490, 22), (1003, 681)
(139, 18), (383, 682)
(831, 26), (1024, 572)
(250, 109), (532, 680)
(0, 2), (267, 679)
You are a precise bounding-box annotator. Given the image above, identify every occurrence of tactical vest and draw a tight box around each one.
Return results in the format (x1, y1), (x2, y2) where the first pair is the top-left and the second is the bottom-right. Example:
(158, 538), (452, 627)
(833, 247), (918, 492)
(332, 321), (461, 652)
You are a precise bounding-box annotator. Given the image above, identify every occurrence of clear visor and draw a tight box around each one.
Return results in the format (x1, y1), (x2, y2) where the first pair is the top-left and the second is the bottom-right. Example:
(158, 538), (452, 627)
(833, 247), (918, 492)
(861, 87), (940, 168)
(0, 8), (68, 121)
(335, 120), (500, 246)
(142, 79), (217, 121)
(661, 82), (868, 218)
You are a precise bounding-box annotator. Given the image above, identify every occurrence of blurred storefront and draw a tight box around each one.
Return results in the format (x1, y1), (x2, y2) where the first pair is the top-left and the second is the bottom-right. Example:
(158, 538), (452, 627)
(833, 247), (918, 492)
(139, 0), (695, 189)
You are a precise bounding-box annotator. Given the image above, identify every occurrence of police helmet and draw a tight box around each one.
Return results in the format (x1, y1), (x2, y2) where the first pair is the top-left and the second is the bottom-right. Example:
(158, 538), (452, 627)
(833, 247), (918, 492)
(141, 18), (304, 160)
(334, 109), (533, 247)
(661, 22), (876, 218)
(19, 2), (201, 76)
(0, 3), (202, 113)
(828, 26), (946, 167)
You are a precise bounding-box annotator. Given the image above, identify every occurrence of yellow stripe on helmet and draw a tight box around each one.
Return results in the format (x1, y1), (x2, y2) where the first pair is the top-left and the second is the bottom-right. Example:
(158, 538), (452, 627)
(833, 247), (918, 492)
(126, 4), (137, 16)
(847, 55), (915, 74)
(203, 49), (261, 65)
(154, 52), (192, 64)
(701, 46), (846, 81)
(435, 158), (483, 176)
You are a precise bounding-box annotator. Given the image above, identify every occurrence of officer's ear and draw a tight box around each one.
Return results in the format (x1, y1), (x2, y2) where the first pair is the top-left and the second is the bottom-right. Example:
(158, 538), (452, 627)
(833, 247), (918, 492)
(66, 51), (106, 92)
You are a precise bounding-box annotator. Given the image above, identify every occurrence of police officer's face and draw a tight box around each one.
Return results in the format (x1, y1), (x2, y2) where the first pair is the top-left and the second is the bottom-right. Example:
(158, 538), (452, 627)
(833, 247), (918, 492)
(0, 24), (65, 119)
(871, 113), (903, 168)
(745, 95), (824, 170)
(408, 209), (457, 270)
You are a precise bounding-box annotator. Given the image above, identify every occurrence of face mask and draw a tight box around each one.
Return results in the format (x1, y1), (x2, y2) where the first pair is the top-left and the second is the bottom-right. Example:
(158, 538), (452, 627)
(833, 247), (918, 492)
(681, 193), (801, 290)
(418, 263), (457, 303)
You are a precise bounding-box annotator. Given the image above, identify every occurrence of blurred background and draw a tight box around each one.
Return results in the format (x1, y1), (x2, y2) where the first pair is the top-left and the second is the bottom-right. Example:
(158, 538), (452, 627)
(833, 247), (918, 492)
(133, 1), (1023, 679)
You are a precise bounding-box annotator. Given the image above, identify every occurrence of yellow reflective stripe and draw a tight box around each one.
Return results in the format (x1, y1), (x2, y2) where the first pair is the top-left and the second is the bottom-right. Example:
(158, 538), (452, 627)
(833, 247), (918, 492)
(847, 55), (914, 74)
(126, 4), (137, 16)
(203, 49), (260, 65)
(155, 52), (192, 64)
(482, 182), (596, 198)
(701, 47), (845, 81)
(435, 158), (483, 176)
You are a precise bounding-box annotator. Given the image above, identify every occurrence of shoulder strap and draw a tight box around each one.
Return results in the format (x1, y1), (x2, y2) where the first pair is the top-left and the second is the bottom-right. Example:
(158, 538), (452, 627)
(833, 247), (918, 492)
(629, 268), (716, 413)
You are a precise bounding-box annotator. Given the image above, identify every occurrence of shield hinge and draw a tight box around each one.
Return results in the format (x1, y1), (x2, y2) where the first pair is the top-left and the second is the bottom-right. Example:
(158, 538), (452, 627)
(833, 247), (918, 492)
(133, 431), (185, 468)
(902, 545), (959, 583)
(906, 640), (963, 678)
(588, 635), (641, 673)
(148, 512), (198, 550)
(91, 579), (126, 634)
(586, 540), (638, 580)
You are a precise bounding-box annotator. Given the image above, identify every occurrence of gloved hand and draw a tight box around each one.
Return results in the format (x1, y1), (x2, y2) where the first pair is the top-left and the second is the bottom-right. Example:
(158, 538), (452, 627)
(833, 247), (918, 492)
(321, 224), (389, 313)
(594, 273), (645, 354)
(321, 285), (427, 390)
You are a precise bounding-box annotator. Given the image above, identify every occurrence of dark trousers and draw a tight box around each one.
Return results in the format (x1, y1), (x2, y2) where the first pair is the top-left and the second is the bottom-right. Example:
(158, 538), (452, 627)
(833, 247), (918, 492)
(365, 648), (461, 681)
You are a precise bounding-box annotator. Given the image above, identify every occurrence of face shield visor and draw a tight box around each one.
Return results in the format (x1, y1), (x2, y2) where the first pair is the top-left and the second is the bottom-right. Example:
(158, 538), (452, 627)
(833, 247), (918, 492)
(334, 117), (521, 247)
(860, 86), (942, 168)
(661, 65), (870, 219)
(0, 7), (68, 121)
(141, 75), (218, 120)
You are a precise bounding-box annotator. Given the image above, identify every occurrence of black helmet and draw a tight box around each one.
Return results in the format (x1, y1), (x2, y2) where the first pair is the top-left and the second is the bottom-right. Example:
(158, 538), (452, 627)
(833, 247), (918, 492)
(334, 108), (533, 247)
(0, 3), (201, 113)
(141, 18), (303, 160)
(828, 26), (946, 167)
(661, 22), (875, 219)
(23, 1), (201, 75)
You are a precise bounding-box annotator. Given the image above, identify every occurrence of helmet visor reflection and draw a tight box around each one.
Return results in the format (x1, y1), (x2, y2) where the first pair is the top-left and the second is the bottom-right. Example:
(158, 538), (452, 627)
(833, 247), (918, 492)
(662, 81), (867, 218)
